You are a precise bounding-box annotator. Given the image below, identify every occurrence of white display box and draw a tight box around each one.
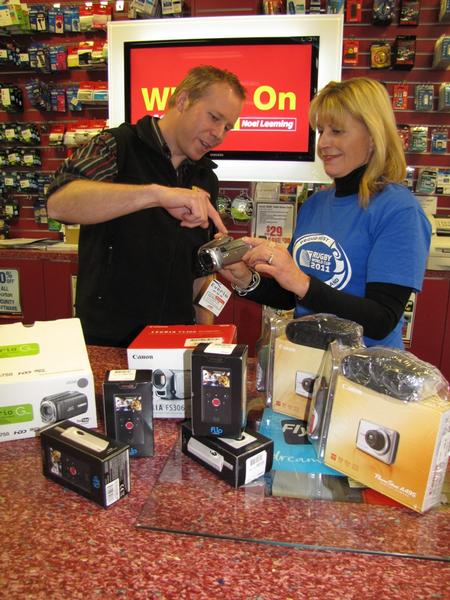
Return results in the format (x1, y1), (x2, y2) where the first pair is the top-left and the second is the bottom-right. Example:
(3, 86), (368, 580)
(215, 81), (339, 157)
(127, 324), (237, 418)
(0, 318), (96, 442)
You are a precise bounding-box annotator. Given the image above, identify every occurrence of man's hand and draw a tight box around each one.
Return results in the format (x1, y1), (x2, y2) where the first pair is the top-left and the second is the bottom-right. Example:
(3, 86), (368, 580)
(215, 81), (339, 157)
(158, 186), (227, 234)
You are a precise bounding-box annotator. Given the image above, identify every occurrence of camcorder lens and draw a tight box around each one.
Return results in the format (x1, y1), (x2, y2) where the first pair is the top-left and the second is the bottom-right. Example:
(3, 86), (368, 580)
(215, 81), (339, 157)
(40, 400), (56, 423)
(153, 372), (166, 389)
(198, 250), (216, 274)
(365, 429), (389, 452)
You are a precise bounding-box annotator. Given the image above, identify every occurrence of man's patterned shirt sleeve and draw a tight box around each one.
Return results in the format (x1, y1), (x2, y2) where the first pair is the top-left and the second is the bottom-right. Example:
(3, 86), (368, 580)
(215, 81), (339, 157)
(46, 132), (118, 197)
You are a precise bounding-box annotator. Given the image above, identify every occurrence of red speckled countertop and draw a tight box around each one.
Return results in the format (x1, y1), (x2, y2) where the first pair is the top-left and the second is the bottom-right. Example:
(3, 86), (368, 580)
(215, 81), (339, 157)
(1, 345), (449, 600)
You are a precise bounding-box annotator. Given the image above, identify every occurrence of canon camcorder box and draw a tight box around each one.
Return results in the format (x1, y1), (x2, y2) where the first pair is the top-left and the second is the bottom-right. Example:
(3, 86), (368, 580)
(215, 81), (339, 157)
(272, 334), (325, 421)
(0, 318), (97, 442)
(324, 375), (450, 513)
(272, 316), (363, 421)
(127, 324), (237, 418)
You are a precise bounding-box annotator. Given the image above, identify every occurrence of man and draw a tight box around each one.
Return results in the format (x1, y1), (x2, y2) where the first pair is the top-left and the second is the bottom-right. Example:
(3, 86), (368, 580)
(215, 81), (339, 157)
(47, 65), (246, 347)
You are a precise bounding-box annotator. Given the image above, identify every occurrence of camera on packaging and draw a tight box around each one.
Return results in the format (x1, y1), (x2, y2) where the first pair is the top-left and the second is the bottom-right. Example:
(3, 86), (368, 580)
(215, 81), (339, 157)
(295, 371), (316, 396)
(196, 236), (250, 274)
(356, 419), (400, 465)
(152, 369), (190, 400)
(40, 391), (88, 424)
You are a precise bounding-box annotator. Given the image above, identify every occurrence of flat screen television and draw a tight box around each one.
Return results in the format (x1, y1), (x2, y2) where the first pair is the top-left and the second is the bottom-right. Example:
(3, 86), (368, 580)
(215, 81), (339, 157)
(107, 15), (343, 183)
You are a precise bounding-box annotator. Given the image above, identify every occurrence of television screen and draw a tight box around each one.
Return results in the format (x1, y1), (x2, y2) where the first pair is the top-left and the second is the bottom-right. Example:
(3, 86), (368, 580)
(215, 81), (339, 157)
(108, 15), (343, 183)
(125, 38), (318, 164)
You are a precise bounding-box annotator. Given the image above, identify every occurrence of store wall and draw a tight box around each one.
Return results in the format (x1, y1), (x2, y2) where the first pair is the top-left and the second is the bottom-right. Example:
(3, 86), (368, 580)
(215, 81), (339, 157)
(1, 0), (448, 239)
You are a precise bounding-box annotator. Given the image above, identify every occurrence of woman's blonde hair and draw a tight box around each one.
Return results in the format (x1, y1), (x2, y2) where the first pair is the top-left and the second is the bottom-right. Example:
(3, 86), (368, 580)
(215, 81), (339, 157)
(309, 77), (406, 207)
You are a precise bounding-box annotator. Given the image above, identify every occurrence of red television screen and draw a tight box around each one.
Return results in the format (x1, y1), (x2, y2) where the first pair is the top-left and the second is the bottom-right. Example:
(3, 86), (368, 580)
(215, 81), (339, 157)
(124, 38), (318, 163)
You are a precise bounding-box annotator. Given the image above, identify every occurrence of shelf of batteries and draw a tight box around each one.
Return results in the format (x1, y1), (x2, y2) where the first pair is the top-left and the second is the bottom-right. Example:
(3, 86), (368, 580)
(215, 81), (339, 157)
(342, 34), (450, 71)
(0, 37), (108, 72)
(0, 80), (108, 115)
(0, 2), (112, 38)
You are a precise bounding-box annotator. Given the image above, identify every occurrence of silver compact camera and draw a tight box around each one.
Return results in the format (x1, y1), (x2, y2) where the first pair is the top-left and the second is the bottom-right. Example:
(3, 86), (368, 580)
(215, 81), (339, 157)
(356, 419), (399, 465)
(197, 236), (250, 274)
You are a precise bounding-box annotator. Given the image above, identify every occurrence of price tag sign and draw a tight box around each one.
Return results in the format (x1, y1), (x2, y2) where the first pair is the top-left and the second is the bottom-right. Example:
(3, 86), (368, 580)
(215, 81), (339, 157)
(0, 269), (22, 313)
(253, 201), (295, 245)
(198, 279), (232, 317)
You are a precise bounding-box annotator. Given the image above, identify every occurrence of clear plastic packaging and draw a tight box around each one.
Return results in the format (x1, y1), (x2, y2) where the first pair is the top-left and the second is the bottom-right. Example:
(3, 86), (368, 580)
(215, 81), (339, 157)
(307, 342), (450, 460)
(285, 313), (364, 350)
(255, 307), (294, 405)
(340, 346), (449, 403)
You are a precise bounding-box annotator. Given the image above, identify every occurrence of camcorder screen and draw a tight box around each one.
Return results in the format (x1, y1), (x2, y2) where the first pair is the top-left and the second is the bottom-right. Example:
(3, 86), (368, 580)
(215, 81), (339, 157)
(202, 368), (231, 388)
(114, 395), (142, 412)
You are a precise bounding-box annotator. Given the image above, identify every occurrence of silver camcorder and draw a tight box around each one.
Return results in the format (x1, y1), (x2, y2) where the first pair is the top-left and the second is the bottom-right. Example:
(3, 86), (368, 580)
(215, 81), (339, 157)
(152, 369), (191, 400)
(197, 236), (250, 274)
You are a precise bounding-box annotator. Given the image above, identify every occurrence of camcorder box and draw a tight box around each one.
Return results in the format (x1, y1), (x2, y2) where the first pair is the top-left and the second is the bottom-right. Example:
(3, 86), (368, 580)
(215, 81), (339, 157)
(181, 420), (273, 488)
(127, 324), (237, 419)
(103, 369), (154, 457)
(41, 420), (130, 508)
(0, 318), (96, 442)
(272, 334), (324, 420)
(272, 316), (363, 420)
(323, 375), (450, 512)
(191, 342), (248, 439)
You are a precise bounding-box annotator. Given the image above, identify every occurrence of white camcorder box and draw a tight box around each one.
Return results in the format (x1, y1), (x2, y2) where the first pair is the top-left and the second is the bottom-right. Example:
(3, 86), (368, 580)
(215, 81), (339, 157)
(127, 324), (237, 418)
(0, 318), (96, 442)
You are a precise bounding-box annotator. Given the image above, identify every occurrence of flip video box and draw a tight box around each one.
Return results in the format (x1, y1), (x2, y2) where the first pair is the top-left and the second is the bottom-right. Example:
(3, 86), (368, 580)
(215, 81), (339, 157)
(127, 324), (237, 419)
(191, 342), (248, 439)
(0, 318), (96, 442)
(181, 420), (273, 488)
(103, 370), (154, 457)
(323, 373), (450, 513)
(41, 420), (130, 508)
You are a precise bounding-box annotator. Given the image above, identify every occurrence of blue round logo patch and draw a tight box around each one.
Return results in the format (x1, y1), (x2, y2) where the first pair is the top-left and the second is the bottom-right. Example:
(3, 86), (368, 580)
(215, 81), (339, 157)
(293, 234), (352, 290)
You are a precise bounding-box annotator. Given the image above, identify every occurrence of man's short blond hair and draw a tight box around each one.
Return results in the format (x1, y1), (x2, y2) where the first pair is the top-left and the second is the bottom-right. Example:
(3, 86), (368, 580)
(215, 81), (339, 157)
(168, 65), (246, 109)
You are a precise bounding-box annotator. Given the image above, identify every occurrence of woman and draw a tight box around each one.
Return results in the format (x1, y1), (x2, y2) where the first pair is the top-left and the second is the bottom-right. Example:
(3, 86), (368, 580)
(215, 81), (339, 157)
(220, 77), (431, 348)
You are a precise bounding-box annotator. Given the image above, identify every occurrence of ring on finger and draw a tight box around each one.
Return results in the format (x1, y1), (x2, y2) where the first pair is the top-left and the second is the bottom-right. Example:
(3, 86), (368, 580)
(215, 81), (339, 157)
(267, 253), (274, 265)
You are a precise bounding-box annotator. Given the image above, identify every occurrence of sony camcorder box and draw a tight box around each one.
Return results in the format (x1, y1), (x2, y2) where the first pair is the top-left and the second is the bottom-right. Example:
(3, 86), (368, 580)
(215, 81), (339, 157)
(323, 374), (450, 512)
(127, 324), (237, 419)
(41, 420), (130, 508)
(0, 318), (96, 442)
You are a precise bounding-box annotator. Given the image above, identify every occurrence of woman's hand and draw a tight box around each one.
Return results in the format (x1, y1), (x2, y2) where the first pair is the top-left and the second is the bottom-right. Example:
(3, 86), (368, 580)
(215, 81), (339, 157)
(241, 237), (311, 299)
(219, 260), (254, 289)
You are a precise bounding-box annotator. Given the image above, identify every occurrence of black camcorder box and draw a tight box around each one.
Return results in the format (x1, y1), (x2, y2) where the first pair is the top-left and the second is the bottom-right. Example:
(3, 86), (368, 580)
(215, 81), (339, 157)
(103, 370), (154, 457)
(41, 420), (130, 508)
(191, 343), (248, 439)
(181, 420), (273, 488)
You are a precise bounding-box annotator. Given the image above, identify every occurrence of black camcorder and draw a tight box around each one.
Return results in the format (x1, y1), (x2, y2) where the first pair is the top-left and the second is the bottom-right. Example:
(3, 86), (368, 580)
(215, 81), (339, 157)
(40, 391), (88, 424)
